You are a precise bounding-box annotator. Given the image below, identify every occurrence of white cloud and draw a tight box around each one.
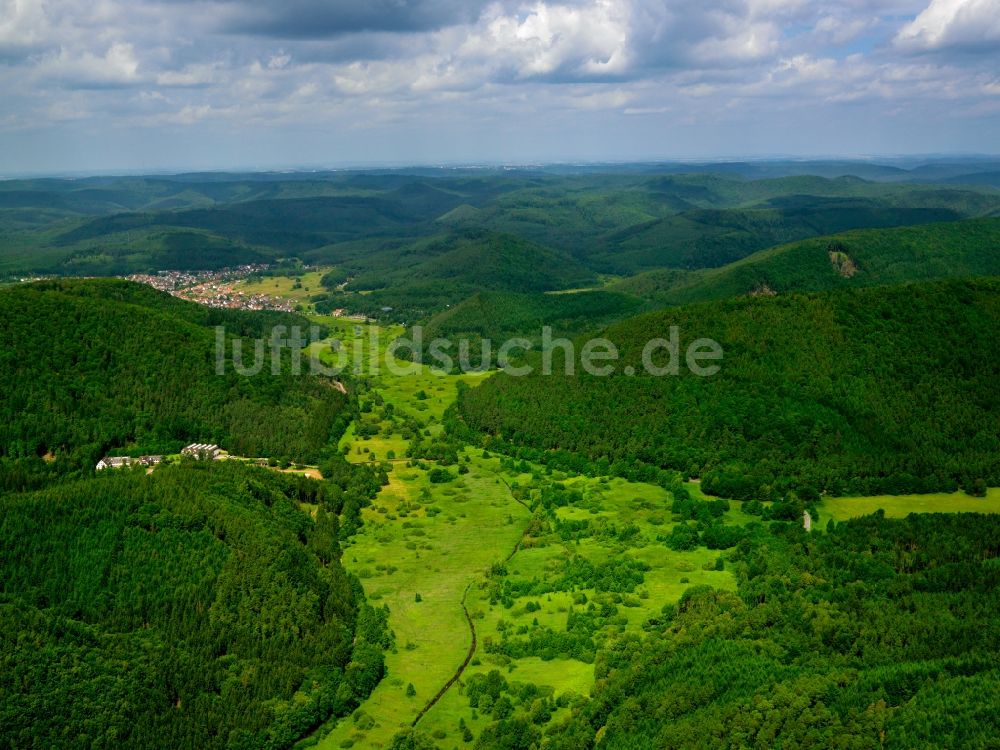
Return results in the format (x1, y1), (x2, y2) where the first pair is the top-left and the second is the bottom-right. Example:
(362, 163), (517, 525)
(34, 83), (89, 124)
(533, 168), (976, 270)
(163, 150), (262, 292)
(156, 63), (222, 87)
(459, 1), (631, 80)
(0, 0), (49, 52)
(34, 41), (142, 87)
(2, 0), (999, 163)
(895, 0), (1000, 51)
(814, 14), (873, 44)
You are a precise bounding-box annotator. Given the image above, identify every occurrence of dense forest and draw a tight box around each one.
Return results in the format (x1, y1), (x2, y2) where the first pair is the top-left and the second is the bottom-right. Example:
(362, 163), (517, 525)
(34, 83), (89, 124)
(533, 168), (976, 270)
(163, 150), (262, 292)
(0, 459), (389, 750)
(412, 290), (645, 370)
(456, 278), (1000, 499)
(0, 279), (351, 479)
(474, 512), (1000, 749)
(613, 217), (1000, 305)
(312, 230), (599, 321)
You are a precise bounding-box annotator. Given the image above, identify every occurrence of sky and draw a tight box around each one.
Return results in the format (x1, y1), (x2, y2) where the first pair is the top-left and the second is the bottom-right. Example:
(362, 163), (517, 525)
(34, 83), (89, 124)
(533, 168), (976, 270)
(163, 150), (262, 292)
(1, 0), (999, 173)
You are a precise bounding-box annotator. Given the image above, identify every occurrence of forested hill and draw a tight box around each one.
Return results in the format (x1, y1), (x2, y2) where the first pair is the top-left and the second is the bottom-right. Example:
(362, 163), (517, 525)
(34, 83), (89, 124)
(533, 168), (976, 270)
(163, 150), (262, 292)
(0, 459), (390, 749)
(543, 513), (1000, 749)
(611, 217), (1000, 305)
(313, 230), (599, 321)
(456, 278), (1000, 499)
(28, 276), (319, 339)
(414, 289), (645, 369)
(0, 279), (350, 476)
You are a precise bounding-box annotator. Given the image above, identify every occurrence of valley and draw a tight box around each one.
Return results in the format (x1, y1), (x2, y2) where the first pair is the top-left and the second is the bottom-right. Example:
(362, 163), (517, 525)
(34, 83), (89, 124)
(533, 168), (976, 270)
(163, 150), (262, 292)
(279, 300), (1000, 749)
(300, 316), (743, 747)
(3, 163), (1000, 750)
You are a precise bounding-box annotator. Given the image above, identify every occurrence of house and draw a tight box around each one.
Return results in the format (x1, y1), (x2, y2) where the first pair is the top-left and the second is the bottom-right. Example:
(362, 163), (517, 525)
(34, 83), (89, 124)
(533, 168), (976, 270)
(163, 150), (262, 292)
(182, 443), (220, 460)
(97, 455), (164, 471)
(803, 510), (812, 532)
(96, 456), (134, 471)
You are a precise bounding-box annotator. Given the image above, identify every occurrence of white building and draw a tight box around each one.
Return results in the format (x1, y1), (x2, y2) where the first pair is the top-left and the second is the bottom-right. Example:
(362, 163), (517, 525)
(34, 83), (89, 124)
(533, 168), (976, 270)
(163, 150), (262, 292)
(181, 443), (221, 460)
(96, 456), (132, 471)
(96, 455), (163, 471)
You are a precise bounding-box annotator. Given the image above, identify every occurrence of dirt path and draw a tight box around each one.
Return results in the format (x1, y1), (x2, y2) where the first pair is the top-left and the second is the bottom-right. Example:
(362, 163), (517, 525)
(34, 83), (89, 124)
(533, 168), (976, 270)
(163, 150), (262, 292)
(411, 474), (529, 727)
(410, 581), (478, 727)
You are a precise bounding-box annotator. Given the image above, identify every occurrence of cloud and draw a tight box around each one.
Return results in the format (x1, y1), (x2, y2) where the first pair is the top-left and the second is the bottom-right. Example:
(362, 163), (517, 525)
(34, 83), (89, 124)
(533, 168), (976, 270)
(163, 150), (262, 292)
(35, 41), (143, 89)
(452, 1), (632, 82)
(208, 0), (494, 38)
(1, 0), (999, 169)
(626, 0), (785, 71)
(895, 0), (1000, 52)
(156, 63), (222, 87)
(0, 0), (52, 59)
(813, 15), (874, 45)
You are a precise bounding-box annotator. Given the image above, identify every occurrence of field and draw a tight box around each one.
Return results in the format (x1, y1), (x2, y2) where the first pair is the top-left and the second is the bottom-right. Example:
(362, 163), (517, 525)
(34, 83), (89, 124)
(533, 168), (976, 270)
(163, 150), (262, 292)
(308, 319), (530, 748)
(237, 268), (331, 310)
(319, 456), (529, 748)
(819, 487), (1000, 522)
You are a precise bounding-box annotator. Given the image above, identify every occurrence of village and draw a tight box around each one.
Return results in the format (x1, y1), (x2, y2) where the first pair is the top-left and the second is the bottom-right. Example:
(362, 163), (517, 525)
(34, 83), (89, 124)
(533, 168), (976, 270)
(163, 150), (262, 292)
(123, 265), (297, 312)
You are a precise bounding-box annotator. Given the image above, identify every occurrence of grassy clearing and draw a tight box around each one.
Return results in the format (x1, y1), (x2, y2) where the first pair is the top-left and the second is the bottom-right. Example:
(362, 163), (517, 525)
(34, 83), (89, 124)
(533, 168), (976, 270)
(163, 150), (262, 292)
(412, 460), (736, 743)
(819, 487), (1000, 523)
(237, 269), (330, 309)
(308, 317), (741, 747)
(318, 461), (529, 749)
(311, 320), (530, 748)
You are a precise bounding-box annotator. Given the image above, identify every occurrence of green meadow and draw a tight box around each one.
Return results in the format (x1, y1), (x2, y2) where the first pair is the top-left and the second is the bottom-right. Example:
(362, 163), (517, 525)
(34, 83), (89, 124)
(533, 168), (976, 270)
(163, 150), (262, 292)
(819, 487), (1000, 522)
(239, 268), (331, 310)
(317, 460), (529, 748)
(304, 315), (743, 748)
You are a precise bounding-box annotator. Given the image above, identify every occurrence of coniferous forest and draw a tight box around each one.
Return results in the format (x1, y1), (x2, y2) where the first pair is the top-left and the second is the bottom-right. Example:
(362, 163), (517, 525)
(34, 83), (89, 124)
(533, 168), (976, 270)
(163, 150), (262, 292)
(0, 460), (389, 749)
(0, 280), (390, 748)
(0, 279), (350, 483)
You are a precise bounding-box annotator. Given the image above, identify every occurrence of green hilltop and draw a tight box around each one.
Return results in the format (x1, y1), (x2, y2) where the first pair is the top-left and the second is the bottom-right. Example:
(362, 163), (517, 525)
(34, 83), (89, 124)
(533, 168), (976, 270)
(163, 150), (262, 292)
(612, 217), (1000, 305)
(3, 169), (999, 284)
(313, 230), (598, 321)
(0, 458), (387, 750)
(456, 277), (1000, 499)
(0, 279), (350, 475)
(412, 289), (645, 370)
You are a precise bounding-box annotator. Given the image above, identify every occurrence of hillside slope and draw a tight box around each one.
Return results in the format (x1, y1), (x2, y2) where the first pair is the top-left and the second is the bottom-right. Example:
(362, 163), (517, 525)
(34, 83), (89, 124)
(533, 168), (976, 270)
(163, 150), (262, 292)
(439, 174), (1000, 272)
(597, 198), (969, 271)
(612, 218), (1000, 305)
(415, 289), (645, 369)
(0, 460), (387, 750)
(0, 279), (350, 471)
(456, 278), (1000, 498)
(315, 230), (598, 320)
(345, 230), (596, 293)
(542, 513), (1000, 749)
(8, 169), (998, 279)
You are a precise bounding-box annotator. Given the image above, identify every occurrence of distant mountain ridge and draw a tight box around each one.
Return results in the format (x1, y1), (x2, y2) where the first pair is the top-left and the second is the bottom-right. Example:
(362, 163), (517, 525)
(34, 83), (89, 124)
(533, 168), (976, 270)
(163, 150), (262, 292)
(611, 217), (1000, 305)
(3, 167), (998, 280)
